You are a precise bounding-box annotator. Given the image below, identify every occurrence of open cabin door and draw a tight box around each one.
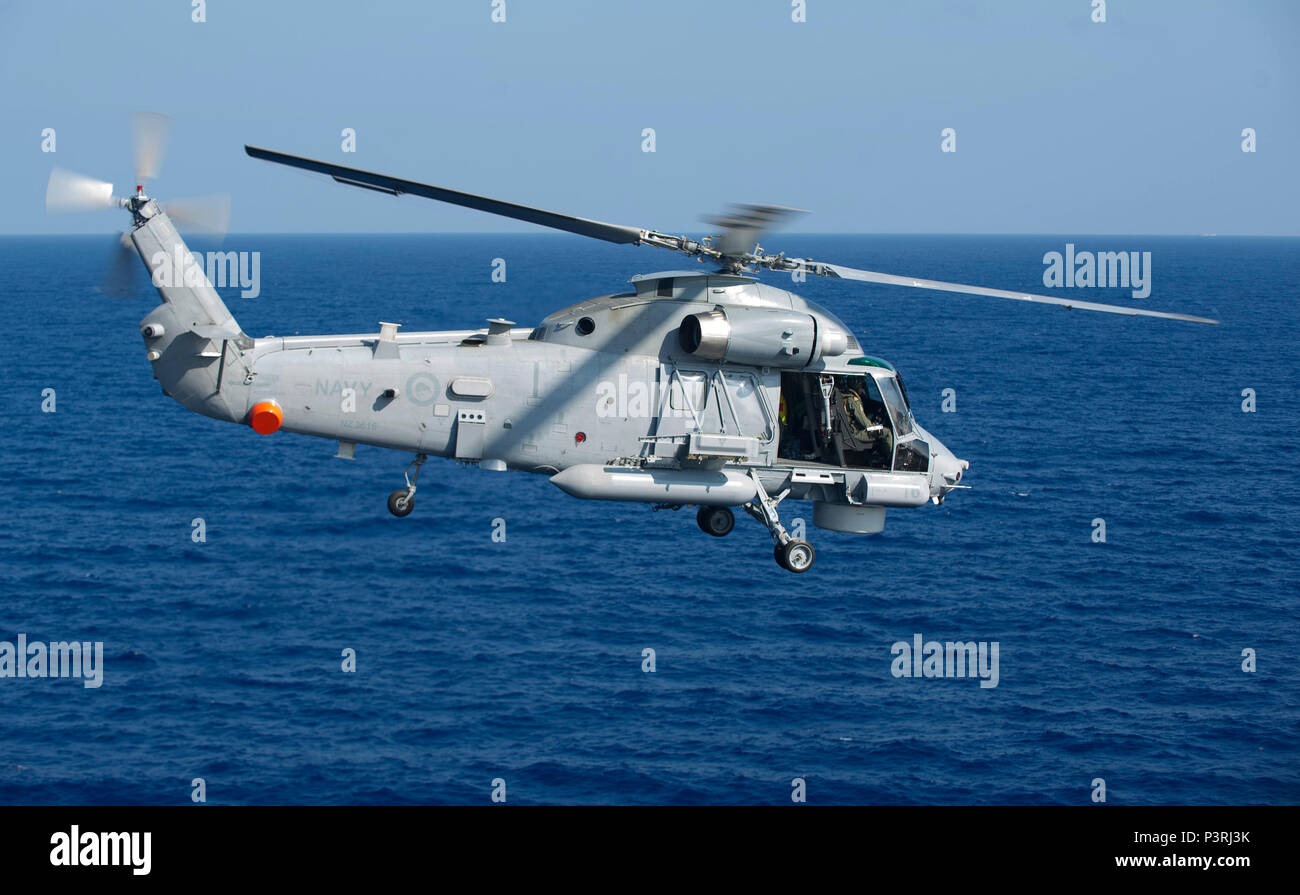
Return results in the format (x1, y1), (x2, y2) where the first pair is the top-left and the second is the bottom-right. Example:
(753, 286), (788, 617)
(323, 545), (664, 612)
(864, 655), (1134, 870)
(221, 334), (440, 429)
(777, 370), (930, 474)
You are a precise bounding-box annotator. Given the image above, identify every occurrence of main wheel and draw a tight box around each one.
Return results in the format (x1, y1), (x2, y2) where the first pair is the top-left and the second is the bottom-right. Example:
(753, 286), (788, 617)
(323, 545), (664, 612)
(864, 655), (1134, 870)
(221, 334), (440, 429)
(696, 506), (735, 537)
(779, 539), (815, 573)
(387, 489), (415, 517)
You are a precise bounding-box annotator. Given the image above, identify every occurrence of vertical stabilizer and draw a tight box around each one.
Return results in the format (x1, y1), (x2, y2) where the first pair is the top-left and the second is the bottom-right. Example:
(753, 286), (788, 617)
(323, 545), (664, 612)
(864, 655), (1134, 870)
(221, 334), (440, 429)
(131, 208), (242, 339)
(132, 205), (249, 422)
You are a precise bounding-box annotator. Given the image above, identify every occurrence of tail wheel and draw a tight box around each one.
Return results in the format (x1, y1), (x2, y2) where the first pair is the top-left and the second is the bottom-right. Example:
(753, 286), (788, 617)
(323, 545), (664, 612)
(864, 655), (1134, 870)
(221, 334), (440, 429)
(387, 490), (415, 517)
(778, 539), (815, 573)
(696, 506), (735, 537)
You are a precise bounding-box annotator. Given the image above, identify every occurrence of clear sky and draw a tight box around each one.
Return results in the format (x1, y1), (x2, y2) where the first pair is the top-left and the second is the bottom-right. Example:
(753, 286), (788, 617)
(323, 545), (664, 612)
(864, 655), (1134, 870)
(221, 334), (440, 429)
(2, 0), (1296, 235)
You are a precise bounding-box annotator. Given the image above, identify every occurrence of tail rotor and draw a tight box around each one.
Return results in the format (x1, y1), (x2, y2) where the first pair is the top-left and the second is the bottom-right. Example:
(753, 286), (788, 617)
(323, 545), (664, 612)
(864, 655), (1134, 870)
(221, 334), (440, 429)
(43, 113), (233, 297)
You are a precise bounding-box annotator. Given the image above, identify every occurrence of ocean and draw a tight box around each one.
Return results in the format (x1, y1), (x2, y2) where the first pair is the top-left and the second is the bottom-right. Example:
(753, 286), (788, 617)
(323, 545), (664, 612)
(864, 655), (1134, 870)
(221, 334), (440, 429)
(1, 232), (1296, 805)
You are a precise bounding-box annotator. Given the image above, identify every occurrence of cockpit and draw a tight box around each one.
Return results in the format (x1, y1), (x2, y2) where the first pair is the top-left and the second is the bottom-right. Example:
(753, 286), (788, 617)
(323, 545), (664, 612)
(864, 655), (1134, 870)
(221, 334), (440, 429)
(777, 367), (929, 472)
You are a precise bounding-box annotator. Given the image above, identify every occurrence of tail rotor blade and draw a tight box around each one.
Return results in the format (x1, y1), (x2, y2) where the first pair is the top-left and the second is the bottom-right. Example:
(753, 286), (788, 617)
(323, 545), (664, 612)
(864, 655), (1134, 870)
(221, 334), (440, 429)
(164, 194), (231, 239)
(95, 233), (146, 299)
(132, 111), (170, 186)
(45, 168), (116, 213)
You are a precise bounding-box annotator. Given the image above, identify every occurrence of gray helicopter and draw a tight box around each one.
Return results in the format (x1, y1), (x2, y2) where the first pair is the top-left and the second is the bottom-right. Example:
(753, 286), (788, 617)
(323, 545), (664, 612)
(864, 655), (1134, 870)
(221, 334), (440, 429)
(46, 118), (1218, 572)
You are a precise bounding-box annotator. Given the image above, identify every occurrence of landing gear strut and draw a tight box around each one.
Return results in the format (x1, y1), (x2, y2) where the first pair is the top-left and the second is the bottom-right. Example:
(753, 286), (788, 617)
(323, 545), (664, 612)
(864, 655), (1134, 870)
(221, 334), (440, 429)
(742, 469), (815, 573)
(696, 506), (735, 537)
(387, 453), (427, 518)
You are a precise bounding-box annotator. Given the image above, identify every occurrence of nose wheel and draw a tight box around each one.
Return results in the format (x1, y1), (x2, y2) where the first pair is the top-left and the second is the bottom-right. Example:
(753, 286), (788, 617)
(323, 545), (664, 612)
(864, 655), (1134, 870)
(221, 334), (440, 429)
(387, 453), (427, 518)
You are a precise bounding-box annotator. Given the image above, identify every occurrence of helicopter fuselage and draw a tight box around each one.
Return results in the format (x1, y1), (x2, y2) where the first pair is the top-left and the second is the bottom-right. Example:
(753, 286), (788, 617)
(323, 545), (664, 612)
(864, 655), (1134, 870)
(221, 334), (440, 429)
(132, 208), (966, 572)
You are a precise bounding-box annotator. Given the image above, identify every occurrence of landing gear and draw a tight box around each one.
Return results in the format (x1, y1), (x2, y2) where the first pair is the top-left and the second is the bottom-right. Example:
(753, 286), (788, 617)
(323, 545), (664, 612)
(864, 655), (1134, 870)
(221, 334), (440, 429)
(387, 490), (415, 517)
(387, 453), (427, 518)
(742, 469), (817, 573)
(777, 539), (816, 573)
(696, 506), (735, 537)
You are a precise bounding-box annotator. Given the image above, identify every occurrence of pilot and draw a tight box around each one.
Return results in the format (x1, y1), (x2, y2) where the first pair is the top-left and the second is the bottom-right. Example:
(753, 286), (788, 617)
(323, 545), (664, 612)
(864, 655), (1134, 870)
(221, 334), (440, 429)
(839, 382), (892, 457)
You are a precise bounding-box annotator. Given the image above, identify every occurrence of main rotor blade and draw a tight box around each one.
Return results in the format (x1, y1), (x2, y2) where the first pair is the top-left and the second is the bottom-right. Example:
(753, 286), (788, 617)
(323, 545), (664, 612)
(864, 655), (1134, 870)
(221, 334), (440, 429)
(813, 262), (1219, 325)
(46, 168), (115, 213)
(133, 111), (170, 186)
(244, 145), (644, 245)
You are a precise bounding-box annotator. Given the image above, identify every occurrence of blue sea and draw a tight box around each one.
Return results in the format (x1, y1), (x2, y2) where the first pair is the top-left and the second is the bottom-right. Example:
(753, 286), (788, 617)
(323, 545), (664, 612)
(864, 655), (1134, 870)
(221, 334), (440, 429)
(1, 233), (1297, 805)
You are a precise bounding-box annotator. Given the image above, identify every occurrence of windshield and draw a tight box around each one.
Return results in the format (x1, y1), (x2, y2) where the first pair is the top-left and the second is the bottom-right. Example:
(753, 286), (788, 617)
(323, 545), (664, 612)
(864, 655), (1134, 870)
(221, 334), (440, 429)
(876, 374), (913, 438)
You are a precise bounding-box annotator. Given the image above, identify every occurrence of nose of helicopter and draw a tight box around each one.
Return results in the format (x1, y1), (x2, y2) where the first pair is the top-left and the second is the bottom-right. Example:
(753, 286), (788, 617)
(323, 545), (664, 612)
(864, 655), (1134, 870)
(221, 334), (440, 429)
(929, 439), (969, 502)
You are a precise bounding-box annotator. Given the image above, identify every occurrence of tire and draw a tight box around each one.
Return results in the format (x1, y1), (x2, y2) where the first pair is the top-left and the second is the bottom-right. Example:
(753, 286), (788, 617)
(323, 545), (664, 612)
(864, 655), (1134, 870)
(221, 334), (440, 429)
(387, 489), (415, 517)
(779, 539), (815, 573)
(774, 542), (788, 569)
(696, 506), (735, 537)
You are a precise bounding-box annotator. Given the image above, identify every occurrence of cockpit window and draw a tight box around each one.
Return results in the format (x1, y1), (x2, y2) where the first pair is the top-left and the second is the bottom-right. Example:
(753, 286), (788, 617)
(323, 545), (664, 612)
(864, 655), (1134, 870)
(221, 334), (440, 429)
(876, 374), (913, 438)
(894, 438), (930, 472)
(895, 371), (912, 410)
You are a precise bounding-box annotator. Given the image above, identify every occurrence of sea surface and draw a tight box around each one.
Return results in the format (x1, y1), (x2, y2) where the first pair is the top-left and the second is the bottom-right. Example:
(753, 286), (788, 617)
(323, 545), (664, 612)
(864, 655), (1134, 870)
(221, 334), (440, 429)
(0, 233), (1296, 805)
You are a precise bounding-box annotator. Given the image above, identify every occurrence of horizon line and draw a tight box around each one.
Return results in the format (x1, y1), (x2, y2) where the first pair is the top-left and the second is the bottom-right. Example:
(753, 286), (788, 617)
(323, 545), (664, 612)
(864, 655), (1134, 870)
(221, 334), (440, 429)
(6, 231), (1299, 239)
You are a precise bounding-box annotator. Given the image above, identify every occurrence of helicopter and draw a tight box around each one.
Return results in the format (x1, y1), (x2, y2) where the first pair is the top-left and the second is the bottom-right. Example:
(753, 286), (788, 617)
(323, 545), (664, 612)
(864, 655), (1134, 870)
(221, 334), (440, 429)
(45, 117), (1218, 572)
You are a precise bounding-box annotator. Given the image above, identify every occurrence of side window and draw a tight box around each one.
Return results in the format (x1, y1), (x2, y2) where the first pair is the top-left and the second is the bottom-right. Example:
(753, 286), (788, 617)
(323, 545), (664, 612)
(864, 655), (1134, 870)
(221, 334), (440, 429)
(670, 371), (708, 412)
(719, 372), (771, 439)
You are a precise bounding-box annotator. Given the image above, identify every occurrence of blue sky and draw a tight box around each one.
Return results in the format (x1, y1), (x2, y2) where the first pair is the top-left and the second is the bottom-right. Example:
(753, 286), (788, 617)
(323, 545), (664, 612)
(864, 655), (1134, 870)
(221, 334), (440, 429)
(2, 0), (1296, 235)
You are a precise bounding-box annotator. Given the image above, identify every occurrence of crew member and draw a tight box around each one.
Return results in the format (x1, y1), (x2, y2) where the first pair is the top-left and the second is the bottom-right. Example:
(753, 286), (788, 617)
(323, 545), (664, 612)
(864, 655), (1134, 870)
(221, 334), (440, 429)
(838, 379), (893, 465)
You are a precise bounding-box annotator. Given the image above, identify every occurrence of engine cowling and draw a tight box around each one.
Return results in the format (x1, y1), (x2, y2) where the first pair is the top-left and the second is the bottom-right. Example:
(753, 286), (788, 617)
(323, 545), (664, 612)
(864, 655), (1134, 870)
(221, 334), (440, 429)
(678, 305), (848, 369)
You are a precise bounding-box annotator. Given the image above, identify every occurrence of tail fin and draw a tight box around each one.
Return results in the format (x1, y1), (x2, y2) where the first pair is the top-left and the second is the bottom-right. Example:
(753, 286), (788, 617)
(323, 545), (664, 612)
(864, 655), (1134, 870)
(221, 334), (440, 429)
(132, 210), (243, 339)
(133, 209), (250, 422)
